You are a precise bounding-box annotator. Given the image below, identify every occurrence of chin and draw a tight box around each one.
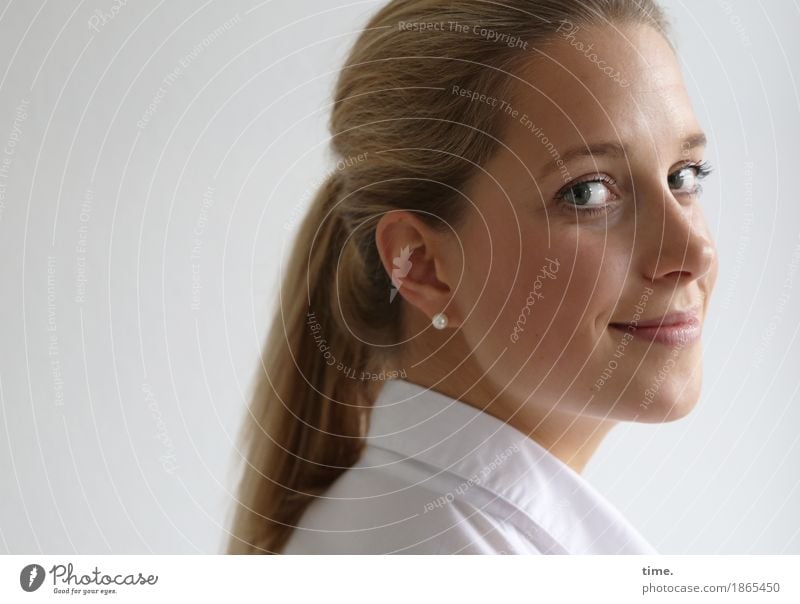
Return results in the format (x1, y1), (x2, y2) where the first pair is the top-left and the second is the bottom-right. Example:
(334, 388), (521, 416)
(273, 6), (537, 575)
(631, 376), (703, 423)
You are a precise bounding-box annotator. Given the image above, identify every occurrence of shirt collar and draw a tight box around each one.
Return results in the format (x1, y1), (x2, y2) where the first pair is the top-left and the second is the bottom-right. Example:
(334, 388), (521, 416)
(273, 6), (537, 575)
(366, 378), (657, 554)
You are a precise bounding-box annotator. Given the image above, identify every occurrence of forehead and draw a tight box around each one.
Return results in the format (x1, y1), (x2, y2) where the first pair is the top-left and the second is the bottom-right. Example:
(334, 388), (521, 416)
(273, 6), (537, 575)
(501, 22), (700, 158)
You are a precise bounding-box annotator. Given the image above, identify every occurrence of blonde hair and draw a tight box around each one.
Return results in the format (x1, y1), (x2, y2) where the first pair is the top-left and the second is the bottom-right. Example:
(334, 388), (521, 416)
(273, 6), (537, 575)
(227, 0), (670, 554)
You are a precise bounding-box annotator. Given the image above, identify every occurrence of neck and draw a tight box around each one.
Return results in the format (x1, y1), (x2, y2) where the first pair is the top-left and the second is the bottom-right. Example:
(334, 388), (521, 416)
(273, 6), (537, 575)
(397, 314), (616, 474)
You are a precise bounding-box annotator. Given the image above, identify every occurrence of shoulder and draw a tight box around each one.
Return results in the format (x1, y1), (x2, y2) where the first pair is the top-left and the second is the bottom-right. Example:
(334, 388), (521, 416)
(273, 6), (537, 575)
(281, 446), (540, 554)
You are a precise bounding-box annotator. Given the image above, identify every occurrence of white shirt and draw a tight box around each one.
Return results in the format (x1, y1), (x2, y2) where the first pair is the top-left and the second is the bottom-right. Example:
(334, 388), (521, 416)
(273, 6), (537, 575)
(282, 378), (657, 554)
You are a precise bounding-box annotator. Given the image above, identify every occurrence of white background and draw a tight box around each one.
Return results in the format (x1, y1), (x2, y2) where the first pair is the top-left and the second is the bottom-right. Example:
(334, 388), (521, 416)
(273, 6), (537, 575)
(0, 0), (798, 554)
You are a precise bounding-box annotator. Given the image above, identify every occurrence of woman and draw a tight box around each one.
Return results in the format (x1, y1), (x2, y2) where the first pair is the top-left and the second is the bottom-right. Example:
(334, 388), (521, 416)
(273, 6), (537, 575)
(227, 0), (718, 554)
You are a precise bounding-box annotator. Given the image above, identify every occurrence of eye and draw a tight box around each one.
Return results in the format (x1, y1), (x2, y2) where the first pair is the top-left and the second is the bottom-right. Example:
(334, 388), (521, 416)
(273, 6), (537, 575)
(557, 176), (616, 207)
(555, 175), (617, 216)
(668, 161), (713, 195)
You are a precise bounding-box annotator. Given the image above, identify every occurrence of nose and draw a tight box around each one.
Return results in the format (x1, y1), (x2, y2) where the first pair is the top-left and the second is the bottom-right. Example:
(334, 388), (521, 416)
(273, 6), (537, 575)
(638, 183), (716, 285)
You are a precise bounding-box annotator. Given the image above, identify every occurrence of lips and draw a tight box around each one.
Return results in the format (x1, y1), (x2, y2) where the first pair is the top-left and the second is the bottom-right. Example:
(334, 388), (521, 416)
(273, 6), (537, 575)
(609, 304), (702, 346)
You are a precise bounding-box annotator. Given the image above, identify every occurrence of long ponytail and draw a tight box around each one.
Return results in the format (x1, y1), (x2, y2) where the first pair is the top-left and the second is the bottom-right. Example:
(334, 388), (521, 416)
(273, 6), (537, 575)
(226, 173), (385, 553)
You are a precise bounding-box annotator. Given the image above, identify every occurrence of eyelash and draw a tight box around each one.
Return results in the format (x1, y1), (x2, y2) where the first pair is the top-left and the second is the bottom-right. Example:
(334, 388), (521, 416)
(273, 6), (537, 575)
(686, 160), (714, 192)
(555, 160), (715, 218)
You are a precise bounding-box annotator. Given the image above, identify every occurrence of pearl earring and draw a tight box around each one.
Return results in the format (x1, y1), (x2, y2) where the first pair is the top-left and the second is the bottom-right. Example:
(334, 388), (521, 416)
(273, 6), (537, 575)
(432, 312), (448, 330)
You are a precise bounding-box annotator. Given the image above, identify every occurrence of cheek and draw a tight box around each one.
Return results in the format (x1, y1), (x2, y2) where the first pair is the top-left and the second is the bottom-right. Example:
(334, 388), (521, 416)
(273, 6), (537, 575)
(464, 223), (625, 357)
(525, 229), (626, 336)
(519, 236), (632, 397)
(458, 204), (636, 383)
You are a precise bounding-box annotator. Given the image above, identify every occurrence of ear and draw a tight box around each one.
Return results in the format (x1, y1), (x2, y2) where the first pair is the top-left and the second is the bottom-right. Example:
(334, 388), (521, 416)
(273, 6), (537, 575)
(374, 210), (462, 328)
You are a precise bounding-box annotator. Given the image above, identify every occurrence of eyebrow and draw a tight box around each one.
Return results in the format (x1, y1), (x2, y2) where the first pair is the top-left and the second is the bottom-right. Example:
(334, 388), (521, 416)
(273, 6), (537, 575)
(538, 132), (708, 179)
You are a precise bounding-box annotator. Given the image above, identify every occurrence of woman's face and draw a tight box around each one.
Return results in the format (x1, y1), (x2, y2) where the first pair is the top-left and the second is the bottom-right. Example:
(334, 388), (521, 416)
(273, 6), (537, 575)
(452, 22), (718, 423)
